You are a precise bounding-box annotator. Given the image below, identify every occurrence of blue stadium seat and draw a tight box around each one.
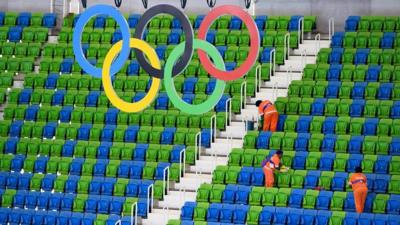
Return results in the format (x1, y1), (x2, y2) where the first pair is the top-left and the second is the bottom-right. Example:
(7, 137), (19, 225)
(230, 16), (242, 30)
(254, 16), (267, 30)
(222, 184), (237, 204)
(321, 134), (336, 152)
(127, 60), (139, 75)
(207, 203), (222, 222)
(86, 91), (100, 107)
(181, 202), (196, 220)
(304, 170), (321, 189)
(332, 172), (348, 191)
(366, 65), (381, 82)
(328, 64), (342, 80)
(251, 168), (264, 186)
(331, 32), (345, 47)
(225, 62), (237, 72)
(345, 16), (361, 31)
(359, 213), (374, 225)
(323, 117), (337, 134)
(311, 98), (327, 116)
(355, 48), (370, 65)
(319, 152), (335, 170)
(45, 73), (59, 89)
(289, 15), (303, 31)
(344, 192), (356, 212)
(352, 82), (367, 99)
(238, 167), (253, 186)
(348, 136), (363, 154)
(94, 15), (106, 28)
(347, 154), (363, 172)
(60, 106), (73, 123)
(124, 126), (139, 143)
(61, 58), (73, 73)
(8, 26), (23, 42)
(326, 82), (341, 98)
(378, 83), (393, 100)
(194, 15), (205, 29)
(220, 204), (235, 223)
(25, 104), (40, 121)
(381, 32), (395, 49)
(161, 127), (176, 145)
(235, 185), (251, 204)
(363, 118), (378, 135)
(43, 13), (56, 28)
(375, 155), (391, 174)
(261, 48), (275, 63)
(329, 48), (344, 64)
(350, 99), (365, 117)
(374, 174), (390, 193)
(274, 207), (289, 225)
(387, 195), (400, 214)
(293, 151), (308, 170)
(344, 212), (359, 225)
(295, 133), (310, 151)
(19, 88), (32, 104)
(171, 18), (182, 29)
(289, 189), (306, 208)
(17, 12), (31, 26)
(256, 131), (272, 149)
(296, 116), (312, 133)
(52, 90), (66, 106)
(128, 14), (140, 28)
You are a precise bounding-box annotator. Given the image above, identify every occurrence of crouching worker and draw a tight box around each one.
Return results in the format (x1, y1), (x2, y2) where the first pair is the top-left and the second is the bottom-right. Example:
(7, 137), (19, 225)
(349, 167), (368, 213)
(256, 100), (278, 132)
(262, 150), (283, 188)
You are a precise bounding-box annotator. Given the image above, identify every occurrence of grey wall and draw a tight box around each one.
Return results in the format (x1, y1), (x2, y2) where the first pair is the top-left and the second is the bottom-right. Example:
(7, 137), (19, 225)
(2, 0), (400, 33)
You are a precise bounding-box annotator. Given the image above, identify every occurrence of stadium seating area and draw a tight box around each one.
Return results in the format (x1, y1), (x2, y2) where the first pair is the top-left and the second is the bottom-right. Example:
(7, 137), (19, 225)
(0, 8), (318, 225)
(167, 16), (400, 225)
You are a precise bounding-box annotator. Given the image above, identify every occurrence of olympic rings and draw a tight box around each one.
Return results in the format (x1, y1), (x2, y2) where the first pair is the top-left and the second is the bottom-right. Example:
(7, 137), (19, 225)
(72, 4), (260, 114)
(102, 38), (161, 113)
(73, 4), (131, 78)
(164, 40), (226, 115)
(134, 4), (194, 79)
(197, 5), (260, 81)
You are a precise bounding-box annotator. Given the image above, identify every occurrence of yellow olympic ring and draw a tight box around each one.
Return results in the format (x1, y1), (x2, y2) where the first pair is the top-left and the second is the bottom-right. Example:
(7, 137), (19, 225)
(102, 38), (161, 113)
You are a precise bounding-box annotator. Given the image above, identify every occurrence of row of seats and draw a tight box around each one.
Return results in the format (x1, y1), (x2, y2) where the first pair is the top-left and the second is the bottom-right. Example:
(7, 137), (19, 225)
(345, 16), (400, 32)
(279, 114), (400, 137)
(0, 12), (56, 27)
(0, 171), (159, 201)
(331, 32), (400, 49)
(274, 97), (400, 118)
(228, 147), (400, 173)
(0, 56), (34, 73)
(0, 42), (42, 57)
(302, 64), (400, 82)
(0, 121), (209, 146)
(3, 104), (226, 131)
(7, 88), (233, 113)
(174, 202), (400, 225)
(0, 135), (189, 161)
(195, 183), (399, 214)
(244, 129), (400, 154)
(1, 189), (139, 216)
(315, 48), (400, 65)
(0, 26), (48, 42)
(0, 207), (133, 225)
(289, 80), (398, 100)
(0, 153), (172, 183)
(212, 165), (397, 193)
(63, 14), (313, 32)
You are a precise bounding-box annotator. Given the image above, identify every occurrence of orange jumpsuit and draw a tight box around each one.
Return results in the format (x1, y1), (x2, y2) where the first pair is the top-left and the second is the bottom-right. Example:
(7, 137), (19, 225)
(262, 154), (281, 188)
(258, 100), (279, 132)
(349, 173), (368, 213)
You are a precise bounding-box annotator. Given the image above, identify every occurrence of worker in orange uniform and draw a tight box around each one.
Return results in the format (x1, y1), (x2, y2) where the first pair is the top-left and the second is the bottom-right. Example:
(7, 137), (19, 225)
(348, 167), (368, 213)
(262, 150), (283, 188)
(256, 100), (279, 132)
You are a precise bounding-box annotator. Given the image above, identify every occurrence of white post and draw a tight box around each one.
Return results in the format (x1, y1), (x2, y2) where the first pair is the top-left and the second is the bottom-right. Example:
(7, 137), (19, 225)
(328, 18), (335, 41)
(298, 17), (304, 45)
(269, 49), (276, 77)
(255, 64), (261, 95)
(131, 202), (138, 225)
(163, 167), (170, 195)
(240, 81), (247, 109)
(179, 148), (186, 178)
(225, 98), (232, 126)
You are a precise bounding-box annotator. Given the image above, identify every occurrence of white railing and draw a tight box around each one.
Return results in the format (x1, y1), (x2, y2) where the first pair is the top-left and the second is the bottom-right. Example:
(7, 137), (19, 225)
(210, 114), (217, 141)
(270, 49), (276, 77)
(255, 64), (261, 95)
(162, 167), (170, 195)
(298, 17), (304, 45)
(314, 33), (321, 55)
(240, 81), (247, 109)
(179, 148), (186, 178)
(194, 131), (202, 160)
(147, 184), (154, 214)
(283, 32), (290, 60)
(225, 98), (232, 126)
(329, 17), (335, 41)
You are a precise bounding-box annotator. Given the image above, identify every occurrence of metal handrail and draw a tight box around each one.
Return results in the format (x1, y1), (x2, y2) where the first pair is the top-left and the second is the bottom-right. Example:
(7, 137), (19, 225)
(163, 167), (170, 195)
(255, 64), (261, 95)
(269, 49), (276, 77)
(240, 81), (247, 109)
(314, 33), (321, 55)
(298, 17), (304, 45)
(115, 202), (137, 225)
(284, 32), (290, 60)
(179, 148), (186, 178)
(115, 220), (121, 225)
(225, 98), (232, 126)
(147, 184), (154, 214)
(194, 131), (202, 160)
(210, 114), (217, 141)
(329, 17), (335, 41)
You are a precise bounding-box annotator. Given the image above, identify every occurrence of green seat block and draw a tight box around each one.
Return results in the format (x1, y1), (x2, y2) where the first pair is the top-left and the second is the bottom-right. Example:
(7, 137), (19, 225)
(291, 170), (307, 188)
(212, 165), (228, 184)
(249, 187), (265, 206)
(210, 184), (225, 203)
(373, 194), (390, 214)
(362, 155), (377, 174)
(269, 132), (284, 149)
(303, 190), (319, 209)
(196, 183), (212, 202)
(225, 166), (241, 184)
(389, 175), (400, 194)
(246, 206), (263, 225)
(275, 188), (291, 207)
(241, 149), (257, 167)
(333, 153), (349, 172)
(277, 170), (292, 188)
(335, 135), (350, 153)
(390, 156), (400, 175)
(330, 192), (347, 211)
(319, 171), (334, 190)
(193, 202), (209, 222)
(330, 211), (346, 225)
(261, 187), (278, 206)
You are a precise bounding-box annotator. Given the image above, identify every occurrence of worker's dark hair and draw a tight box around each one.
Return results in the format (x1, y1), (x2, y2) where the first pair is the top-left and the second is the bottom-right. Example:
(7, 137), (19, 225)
(276, 150), (283, 156)
(355, 167), (363, 173)
(255, 100), (263, 107)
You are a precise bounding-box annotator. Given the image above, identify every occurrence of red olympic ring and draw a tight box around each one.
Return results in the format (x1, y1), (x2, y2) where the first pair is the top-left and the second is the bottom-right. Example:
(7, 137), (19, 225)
(197, 5), (260, 81)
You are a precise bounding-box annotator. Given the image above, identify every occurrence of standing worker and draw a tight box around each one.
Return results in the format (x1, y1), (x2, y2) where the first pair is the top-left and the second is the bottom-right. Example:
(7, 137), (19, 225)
(262, 150), (283, 188)
(256, 100), (279, 132)
(348, 167), (368, 213)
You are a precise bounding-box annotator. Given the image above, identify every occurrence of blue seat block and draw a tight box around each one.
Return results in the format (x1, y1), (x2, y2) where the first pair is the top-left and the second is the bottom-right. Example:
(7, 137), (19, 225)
(352, 82), (367, 99)
(366, 65), (381, 82)
(332, 172), (348, 191)
(304, 170), (321, 189)
(289, 189), (305, 208)
(293, 151), (308, 170)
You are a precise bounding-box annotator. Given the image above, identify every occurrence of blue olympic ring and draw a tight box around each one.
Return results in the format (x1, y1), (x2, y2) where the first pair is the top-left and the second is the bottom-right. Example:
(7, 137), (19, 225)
(72, 4), (131, 78)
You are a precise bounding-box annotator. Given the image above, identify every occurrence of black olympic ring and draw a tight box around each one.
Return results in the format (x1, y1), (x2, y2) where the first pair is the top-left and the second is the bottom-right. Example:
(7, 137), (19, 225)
(134, 4), (194, 79)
